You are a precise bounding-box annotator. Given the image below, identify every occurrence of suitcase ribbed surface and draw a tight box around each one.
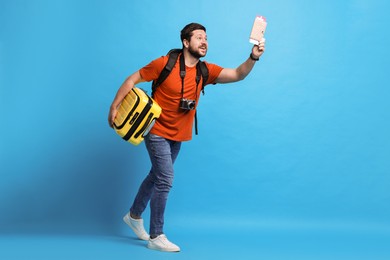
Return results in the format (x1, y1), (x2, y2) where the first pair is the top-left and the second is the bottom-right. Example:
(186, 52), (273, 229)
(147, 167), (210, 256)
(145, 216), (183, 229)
(113, 87), (161, 145)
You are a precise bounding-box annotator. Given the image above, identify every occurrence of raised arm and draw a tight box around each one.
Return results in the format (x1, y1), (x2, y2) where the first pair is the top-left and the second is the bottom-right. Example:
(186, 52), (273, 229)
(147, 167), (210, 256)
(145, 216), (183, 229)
(215, 40), (265, 84)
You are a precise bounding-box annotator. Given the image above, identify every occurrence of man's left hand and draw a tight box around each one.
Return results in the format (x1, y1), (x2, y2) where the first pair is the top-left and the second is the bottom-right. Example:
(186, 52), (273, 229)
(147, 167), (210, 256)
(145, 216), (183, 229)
(252, 38), (266, 60)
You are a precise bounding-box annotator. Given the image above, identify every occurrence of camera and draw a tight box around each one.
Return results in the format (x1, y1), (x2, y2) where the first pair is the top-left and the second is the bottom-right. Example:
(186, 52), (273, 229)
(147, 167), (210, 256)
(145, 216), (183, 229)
(179, 98), (196, 110)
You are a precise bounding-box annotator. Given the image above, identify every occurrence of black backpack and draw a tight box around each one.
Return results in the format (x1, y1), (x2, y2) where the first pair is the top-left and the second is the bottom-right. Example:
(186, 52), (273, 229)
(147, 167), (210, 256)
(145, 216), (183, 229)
(150, 49), (209, 135)
(151, 49), (209, 98)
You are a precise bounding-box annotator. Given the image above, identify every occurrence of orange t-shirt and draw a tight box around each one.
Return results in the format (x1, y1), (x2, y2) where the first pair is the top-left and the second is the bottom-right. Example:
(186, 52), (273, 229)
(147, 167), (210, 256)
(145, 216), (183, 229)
(139, 54), (223, 141)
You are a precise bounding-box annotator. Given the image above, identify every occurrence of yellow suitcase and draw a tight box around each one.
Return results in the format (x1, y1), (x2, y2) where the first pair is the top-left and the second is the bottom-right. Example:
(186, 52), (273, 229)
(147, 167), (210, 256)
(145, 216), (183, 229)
(113, 87), (161, 145)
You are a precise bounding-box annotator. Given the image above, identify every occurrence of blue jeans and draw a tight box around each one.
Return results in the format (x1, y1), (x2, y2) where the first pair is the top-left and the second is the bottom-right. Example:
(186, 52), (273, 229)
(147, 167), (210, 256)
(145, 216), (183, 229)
(130, 133), (181, 236)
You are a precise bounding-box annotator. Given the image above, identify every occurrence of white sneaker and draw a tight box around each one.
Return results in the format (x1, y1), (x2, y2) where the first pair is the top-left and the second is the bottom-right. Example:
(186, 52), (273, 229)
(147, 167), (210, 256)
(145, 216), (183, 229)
(123, 213), (149, 241)
(147, 234), (180, 252)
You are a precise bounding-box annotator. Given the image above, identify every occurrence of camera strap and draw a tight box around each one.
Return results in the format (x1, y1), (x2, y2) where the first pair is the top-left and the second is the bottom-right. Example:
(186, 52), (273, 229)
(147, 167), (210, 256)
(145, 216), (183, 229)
(179, 53), (186, 99)
(179, 53), (201, 99)
(179, 53), (202, 135)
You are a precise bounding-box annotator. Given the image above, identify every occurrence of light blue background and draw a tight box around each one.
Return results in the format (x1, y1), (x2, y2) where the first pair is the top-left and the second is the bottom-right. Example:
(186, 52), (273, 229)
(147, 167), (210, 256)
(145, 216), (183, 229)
(1, 0), (390, 259)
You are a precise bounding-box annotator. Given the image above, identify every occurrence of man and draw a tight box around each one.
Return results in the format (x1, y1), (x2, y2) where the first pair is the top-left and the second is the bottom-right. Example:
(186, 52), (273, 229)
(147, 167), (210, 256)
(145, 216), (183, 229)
(108, 23), (265, 252)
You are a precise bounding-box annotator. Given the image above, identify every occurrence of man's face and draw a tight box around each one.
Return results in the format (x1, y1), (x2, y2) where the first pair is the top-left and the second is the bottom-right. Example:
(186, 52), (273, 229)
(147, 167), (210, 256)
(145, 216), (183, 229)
(187, 29), (208, 58)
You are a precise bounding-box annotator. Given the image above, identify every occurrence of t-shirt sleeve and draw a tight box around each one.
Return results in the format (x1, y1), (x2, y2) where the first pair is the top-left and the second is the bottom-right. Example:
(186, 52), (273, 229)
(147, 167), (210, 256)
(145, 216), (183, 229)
(204, 61), (224, 85)
(139, 56), (167, 82)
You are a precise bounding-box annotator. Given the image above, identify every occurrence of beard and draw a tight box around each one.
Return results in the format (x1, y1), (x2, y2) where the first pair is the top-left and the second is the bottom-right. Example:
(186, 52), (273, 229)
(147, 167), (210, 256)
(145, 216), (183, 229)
(188, 45), (207, 59)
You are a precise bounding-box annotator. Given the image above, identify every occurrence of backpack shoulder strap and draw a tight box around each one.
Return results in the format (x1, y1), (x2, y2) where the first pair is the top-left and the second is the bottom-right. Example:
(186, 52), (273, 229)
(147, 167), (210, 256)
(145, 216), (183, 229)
(198, 61), (209, 94)
(151, 49), (181, 97)
(194, 61), (209, 135)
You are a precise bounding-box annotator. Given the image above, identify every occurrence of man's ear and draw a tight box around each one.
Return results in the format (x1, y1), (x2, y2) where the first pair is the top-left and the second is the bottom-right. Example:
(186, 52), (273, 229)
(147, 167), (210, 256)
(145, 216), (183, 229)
(183, 39), (190, 49)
